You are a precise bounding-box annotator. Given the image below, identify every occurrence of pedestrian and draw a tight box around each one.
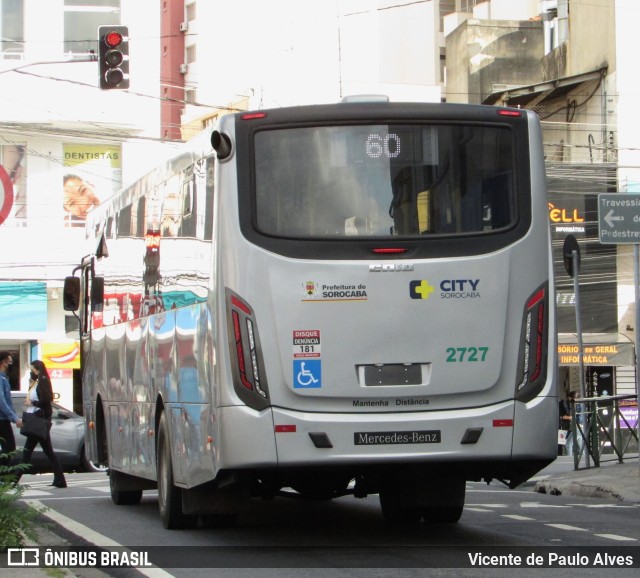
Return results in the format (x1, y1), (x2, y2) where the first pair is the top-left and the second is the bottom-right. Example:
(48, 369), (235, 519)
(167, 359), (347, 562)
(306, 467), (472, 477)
(0, 351), (22, 467)
(16, 360), (67, 487)
(559, 390), (576, 456)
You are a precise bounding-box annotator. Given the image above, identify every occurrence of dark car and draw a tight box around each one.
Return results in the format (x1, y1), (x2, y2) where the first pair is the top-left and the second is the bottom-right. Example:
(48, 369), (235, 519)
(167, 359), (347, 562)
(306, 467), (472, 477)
(10, 391), (103, 473)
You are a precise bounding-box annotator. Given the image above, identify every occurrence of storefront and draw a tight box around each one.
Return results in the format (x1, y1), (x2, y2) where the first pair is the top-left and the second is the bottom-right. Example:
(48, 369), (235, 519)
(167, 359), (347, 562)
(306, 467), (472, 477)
(0, 280), (79, 411)
(557, 333), (636, 399)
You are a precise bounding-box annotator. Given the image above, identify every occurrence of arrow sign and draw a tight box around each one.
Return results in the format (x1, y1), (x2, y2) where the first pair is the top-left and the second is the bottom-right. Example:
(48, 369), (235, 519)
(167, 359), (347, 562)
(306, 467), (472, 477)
(598, 193), (640, 244)
(604, 209), (624, 228)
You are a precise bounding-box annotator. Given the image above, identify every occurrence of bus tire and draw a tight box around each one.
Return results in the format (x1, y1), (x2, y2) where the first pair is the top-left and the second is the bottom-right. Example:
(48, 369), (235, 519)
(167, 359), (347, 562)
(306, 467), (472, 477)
(157, 412), (197, 529)
(379, 488), (423, 524)
(421, 478), (465, 524)
(109, 471), (143, 506)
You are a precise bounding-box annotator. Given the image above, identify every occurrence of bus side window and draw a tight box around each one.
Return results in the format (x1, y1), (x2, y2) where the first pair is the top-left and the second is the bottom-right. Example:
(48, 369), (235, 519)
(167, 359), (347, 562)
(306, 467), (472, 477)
(106, 216), (114, 239)
(181, 178), (196, 238)
(136, 196), (146, 238)
(117, 205), (132, 238)
(203, 157), (214, 240)
(161, 175), (182, 238)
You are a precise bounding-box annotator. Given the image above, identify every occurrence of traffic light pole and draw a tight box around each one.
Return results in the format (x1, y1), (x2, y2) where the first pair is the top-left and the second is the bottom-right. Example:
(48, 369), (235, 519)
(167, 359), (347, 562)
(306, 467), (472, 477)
(0, 54), (97, 76)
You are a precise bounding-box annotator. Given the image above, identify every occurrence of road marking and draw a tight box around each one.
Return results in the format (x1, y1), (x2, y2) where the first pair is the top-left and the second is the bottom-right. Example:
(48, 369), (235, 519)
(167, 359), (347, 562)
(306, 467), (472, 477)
(595, 533), (637, 542)
(528, 475), (550, 482)
(520, 501), (571, 509)
(501, 514), (536, 521)
(22, 489), (54, 497)
(568, 503), (637, 509)
(25, 500), (176, 578)
(466, 503), (509, 508)
(466, 507), (495, 512)
(546, 523), (588, 532)
(467, 488), (534, 495)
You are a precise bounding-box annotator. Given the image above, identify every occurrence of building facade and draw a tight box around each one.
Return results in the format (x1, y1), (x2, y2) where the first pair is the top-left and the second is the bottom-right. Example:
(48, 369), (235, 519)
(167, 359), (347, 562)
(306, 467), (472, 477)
(0, 0), (165, 410)
(445, 0), (637, 402)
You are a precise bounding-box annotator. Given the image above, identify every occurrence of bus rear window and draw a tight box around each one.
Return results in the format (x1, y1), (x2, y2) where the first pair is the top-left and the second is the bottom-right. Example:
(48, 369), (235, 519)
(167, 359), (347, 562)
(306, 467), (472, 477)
(254, 124), (515, 238)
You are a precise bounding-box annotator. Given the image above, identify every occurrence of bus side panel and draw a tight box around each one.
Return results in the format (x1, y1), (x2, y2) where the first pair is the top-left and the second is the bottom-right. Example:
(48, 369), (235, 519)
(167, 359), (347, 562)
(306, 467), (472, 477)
(174, 303), (217, 487)
(107, 403), (125, 469)
(216, 406), (278, 469)
(512, 396), (557, 460)
(82, 327), (103, 466)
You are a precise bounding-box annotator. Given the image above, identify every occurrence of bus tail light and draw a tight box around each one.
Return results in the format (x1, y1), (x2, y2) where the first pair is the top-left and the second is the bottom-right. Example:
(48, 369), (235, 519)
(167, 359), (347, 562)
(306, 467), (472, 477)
(226, 289), (270, 410)
(515, 283), (548, 402)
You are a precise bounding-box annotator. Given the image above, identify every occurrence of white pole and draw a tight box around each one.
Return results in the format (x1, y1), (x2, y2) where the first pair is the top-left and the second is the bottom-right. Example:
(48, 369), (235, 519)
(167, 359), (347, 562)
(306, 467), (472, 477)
(634, 244), (640, 472)
(573, 249), (590, 469)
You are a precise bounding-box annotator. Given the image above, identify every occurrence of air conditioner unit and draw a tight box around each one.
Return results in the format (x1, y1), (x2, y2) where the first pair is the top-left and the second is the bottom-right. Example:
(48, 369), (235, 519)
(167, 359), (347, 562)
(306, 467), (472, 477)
(180, 63), (188, 74)
(179, 22), (189, 32)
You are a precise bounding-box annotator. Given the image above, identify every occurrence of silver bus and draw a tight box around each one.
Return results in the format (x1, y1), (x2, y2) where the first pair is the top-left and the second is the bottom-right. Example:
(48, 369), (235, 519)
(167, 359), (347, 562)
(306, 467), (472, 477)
(64, 99), (557, 528)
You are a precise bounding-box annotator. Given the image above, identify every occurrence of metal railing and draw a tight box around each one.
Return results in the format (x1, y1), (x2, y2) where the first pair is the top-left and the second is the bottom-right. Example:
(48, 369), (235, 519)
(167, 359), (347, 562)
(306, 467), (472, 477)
(569, 394), (638, 469)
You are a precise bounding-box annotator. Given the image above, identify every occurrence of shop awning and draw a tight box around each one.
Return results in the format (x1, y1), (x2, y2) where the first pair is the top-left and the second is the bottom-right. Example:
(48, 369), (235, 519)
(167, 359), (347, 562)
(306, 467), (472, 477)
(558, 333), (635, 366)
(0, 281), (47, 333)
(484, 68), (607, 108)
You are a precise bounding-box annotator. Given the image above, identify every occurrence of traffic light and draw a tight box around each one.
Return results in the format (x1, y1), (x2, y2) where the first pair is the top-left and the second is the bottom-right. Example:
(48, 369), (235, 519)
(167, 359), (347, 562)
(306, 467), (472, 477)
(98, 25), (129, 90)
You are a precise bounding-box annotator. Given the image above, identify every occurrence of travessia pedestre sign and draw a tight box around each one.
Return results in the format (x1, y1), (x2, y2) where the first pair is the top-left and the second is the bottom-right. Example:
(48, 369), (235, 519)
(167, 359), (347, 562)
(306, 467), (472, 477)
(598, 193), (640, 244)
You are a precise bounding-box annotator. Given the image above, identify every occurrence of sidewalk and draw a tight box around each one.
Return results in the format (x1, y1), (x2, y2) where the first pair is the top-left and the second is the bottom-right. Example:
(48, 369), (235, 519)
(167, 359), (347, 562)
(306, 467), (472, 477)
(533, 457), (640, 502)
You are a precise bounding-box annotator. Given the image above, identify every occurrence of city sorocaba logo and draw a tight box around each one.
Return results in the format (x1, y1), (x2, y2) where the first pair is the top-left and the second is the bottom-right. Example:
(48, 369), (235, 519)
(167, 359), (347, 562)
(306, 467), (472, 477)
(409, 280), (435, 299)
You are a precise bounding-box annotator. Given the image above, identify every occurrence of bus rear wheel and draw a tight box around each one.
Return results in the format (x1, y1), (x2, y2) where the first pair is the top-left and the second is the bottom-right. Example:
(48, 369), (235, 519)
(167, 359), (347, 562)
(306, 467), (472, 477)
(420, 477), (465, 524)
(157, 412), (197, 529)
(379, 489), (423, 524)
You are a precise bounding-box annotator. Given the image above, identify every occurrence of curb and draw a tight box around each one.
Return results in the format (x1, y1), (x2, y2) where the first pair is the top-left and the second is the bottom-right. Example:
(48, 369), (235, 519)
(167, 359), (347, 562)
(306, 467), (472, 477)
(533, 461), (640, 503)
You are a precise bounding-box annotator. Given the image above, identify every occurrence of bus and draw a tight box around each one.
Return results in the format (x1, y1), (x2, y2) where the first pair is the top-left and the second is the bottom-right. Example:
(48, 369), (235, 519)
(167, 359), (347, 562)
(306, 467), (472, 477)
(64, 99), (557, 528)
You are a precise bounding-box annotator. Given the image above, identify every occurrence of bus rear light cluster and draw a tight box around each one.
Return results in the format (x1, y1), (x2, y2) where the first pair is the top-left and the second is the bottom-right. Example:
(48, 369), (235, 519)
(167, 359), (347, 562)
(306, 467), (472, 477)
(515, 284), (548, 402)
(227, 290), (269, 408)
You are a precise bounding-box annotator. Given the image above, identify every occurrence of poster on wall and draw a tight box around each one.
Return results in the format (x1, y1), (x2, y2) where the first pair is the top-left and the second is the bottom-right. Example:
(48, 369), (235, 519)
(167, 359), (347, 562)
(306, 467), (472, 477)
(0, 143), (27, 227)
(41, 341), (81, 410)
(63, 144), (121, 228)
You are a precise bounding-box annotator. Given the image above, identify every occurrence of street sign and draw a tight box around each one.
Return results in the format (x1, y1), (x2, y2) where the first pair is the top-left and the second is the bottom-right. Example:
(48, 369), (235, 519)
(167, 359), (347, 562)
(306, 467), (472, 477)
(598, 193), (640, 244)
(0, 164), (14, 226)
(562, 234), (580, 278)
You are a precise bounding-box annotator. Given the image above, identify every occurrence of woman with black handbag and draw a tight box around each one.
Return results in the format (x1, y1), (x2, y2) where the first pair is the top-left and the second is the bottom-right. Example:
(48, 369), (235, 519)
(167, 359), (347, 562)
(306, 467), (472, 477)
(16, 360), (67, 488)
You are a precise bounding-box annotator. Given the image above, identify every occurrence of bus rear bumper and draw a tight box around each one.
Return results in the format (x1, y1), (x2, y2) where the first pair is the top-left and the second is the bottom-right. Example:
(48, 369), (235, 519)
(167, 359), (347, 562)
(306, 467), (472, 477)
(218, 396), (557, 485)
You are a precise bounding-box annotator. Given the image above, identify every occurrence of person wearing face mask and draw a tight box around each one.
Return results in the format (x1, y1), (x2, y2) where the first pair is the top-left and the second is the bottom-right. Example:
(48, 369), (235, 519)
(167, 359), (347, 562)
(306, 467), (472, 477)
(15, 360), (66, 487)
(0, 351), (22, 467)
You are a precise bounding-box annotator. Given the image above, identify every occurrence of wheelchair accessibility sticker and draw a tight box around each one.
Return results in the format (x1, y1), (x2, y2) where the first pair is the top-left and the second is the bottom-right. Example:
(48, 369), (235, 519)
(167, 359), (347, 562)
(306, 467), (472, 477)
(293, 359), (322, 388)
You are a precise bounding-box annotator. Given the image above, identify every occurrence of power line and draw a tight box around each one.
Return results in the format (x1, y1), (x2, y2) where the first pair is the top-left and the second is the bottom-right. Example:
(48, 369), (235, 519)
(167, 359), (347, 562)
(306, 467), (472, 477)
(12, 68), (246, 114)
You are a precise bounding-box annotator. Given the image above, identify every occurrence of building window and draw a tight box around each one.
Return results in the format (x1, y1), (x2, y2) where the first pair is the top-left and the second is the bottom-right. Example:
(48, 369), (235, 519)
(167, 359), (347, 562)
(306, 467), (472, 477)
(186, 43), (196, 64)
(185, 88), (196, 104)
(64, 0), (120, 54)
(186, 1), (196, 23)
(1, 0), (24, 58)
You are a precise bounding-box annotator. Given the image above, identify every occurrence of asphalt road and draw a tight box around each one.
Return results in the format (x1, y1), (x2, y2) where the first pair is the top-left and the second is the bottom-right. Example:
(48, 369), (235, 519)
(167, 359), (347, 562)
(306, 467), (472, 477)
(9, 460), (640, 578)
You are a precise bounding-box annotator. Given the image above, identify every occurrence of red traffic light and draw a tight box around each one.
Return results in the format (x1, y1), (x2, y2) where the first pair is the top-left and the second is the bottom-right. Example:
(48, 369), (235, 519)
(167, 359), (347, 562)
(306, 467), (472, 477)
(104, 31), (123, 48)
(98, 25), (129, 90)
